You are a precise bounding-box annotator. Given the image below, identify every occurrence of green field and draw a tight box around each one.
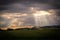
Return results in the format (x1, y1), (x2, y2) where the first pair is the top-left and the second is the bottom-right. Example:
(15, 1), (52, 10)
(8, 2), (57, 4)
(0, 28), (60, 39)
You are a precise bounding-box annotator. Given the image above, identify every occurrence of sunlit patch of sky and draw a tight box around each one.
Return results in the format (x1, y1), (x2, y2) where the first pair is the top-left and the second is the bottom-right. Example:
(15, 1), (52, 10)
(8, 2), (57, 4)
(0, 9), (60, 28)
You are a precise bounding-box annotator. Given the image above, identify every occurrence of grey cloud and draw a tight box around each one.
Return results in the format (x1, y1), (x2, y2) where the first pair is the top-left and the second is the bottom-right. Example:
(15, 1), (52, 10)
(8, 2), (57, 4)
(1, 3), (52, 13)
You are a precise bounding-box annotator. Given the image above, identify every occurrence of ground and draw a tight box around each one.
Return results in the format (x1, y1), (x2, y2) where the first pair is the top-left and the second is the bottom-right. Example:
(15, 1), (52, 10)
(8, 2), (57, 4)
(0, 28), (60, 39)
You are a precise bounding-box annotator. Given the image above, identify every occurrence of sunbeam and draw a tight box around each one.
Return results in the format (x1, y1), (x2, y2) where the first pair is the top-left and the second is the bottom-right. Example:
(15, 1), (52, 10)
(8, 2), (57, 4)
(31, 7), (59, 28)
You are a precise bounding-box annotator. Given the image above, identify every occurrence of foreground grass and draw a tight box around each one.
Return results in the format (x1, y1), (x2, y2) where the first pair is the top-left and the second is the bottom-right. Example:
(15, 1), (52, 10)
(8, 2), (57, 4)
(0, 28), (60, 38)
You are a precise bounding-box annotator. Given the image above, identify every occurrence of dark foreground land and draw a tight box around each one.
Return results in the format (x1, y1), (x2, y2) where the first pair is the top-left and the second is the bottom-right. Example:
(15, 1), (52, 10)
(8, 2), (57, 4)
(0, 27), (60, 40)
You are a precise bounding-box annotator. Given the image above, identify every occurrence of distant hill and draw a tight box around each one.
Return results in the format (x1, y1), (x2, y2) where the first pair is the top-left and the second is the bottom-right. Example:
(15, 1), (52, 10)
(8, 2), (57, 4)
(40, 25), (60, 28)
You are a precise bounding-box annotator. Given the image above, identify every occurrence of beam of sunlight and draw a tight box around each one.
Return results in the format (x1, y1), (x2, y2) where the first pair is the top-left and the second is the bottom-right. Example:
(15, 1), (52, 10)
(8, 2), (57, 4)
(33, 11), (51, 28)
(31, 7), (59, 28)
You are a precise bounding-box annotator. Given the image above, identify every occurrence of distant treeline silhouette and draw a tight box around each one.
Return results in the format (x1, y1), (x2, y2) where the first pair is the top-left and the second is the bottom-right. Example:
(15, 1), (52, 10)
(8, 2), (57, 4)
(0, 25), (60, 31)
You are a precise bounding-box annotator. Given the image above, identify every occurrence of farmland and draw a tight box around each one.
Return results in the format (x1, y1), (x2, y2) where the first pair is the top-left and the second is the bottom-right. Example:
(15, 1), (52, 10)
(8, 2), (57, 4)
(0, 28), (60, 40)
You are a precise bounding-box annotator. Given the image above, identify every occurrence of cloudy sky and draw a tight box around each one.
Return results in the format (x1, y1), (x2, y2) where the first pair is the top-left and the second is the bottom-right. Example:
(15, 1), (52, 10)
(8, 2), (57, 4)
(0, 0), (60, 13)
(0, 0), (60, 28)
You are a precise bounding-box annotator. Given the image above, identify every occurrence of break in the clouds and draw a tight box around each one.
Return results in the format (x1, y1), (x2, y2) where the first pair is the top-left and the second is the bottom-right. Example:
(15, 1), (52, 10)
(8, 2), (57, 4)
(0, 10), (60, 28)
(0, 13), (35, 28)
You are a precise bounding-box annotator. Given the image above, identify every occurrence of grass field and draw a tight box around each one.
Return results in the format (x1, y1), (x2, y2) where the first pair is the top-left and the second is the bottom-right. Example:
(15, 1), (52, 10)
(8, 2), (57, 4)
(0, 28), (60, 39)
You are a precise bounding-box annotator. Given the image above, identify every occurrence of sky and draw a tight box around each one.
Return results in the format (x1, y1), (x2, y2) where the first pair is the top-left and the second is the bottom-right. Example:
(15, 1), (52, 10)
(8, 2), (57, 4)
(0, 0), (60, 12)
(0, 0), (60, 28)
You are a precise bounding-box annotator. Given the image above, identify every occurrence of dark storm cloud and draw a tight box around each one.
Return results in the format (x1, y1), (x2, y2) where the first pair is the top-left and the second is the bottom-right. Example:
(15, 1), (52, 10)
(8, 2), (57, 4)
(0, 3), (52, 13)
(0, 0), (60, 16)
(0, 0), (60, 12)
(0, 0), (60, 17)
